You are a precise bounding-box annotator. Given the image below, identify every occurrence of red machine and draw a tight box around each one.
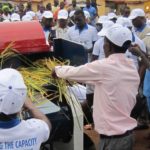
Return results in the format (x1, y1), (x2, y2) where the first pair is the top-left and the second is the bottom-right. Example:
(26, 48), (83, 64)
(0, 21), (49, 53)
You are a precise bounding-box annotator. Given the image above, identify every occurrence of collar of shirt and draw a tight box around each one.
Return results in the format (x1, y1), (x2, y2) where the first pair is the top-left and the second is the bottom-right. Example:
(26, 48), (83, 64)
(75, 24), (88, 32)
(108, 53), (126, 61)
(135, 24), (146, 32)
(0, 117), (21, 129)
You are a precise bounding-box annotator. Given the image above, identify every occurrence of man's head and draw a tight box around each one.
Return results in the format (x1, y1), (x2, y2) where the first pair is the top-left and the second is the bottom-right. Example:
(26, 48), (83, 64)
(0, 68), (27, 115)
(46, 3), (51, 11)
(26, 2), (32, 11)
(54, 0), (59, 7)
(86, 0), (91, 8)
(129, 9), (146, 28)
(116, 17), (132, 31)
(59, 2), (65, 10)
(42, 11), (53, 28)
(72, 0), (77, 7)
(96, 16), (109, 32)
(18, 3), (24, 12)
(102, 25), (132, 57)
(98, 20), (114, 36)
(58, 10), (68, 28)
(74, 10), (86, 29)
(39, 4), (45, 13)
(108, 12), (117, 23)
(121, 6), (130, 18)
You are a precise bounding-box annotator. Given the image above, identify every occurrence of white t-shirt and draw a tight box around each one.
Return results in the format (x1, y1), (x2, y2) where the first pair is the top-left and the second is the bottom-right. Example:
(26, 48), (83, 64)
(68, 84), (86, 102)
(36, 11), (44, 22)
(92, 37), (105, 60)
(0, 119), (50, 150)
(2, 14), (10, 20)
(66, 24), (98, 50)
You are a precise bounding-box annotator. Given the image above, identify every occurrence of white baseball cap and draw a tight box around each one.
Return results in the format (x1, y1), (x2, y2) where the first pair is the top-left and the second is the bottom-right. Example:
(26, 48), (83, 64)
(0, 68), (27, 115)
(69, 10), (75, 18)
(22, 14), (33, 21)
(98, 20), (114, 36)
(103, 24), (132, 47)
(58, 10), (68, 20)
(116, 17), (132, 28)
(108, 12), (117, 20)
(129, 8), (145, 20)
(97, 15), (109, 24)
(42, 11), (53, 19)
(11, 13), (20, 22)
(84, 10), (90, 19)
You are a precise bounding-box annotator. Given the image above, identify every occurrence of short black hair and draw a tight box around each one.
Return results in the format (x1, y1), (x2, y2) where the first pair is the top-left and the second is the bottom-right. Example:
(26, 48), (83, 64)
(74, 9), (85, 17)
(107, 38), (131, 53)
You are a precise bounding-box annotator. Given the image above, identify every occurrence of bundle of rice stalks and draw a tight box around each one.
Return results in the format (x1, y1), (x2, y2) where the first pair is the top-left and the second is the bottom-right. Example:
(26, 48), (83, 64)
(19, 58), (72, 104)
(0, 44), (85, 128)
(0, 42), (18, 68)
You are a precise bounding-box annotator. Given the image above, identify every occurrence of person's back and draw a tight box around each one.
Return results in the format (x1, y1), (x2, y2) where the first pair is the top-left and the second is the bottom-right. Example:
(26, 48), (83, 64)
(0, 69), (51, 150)
(53, 25), (140, 150)
(129, 8), (150, 40)
(92, 55), (139, 135)
(0, 118), (49, 149)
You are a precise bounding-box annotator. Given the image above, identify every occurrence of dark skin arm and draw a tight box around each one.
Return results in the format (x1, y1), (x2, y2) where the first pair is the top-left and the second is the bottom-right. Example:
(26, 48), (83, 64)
(129, 45), (150, 69)
(24, 98), (52, 130)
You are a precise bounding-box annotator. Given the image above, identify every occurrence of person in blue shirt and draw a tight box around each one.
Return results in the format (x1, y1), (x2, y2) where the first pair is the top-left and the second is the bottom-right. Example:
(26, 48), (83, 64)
(83, 0), (97, 26)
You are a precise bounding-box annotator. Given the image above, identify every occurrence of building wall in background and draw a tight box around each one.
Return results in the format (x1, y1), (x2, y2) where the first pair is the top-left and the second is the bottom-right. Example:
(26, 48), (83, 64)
(97, 0), (106, 16)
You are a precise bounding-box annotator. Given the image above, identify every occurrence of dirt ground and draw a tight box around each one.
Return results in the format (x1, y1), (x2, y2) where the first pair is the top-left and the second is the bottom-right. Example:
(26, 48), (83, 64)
(85, 128), (150, 150)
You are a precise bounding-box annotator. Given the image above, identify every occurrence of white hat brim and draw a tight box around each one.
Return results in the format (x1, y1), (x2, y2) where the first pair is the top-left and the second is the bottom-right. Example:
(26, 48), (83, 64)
(98, 29), (107, 37)
(58, 16), (68, 20)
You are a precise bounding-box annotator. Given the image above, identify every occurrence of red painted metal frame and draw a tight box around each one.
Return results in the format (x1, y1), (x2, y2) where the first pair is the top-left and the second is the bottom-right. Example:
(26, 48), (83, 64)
(0, 21), (49, 54)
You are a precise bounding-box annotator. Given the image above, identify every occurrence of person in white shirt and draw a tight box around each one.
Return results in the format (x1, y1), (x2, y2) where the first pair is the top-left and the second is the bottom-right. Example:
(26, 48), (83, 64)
(55, 9), (69, 39)
(36, 5), (45, 22)
(116, 17), (146, 69)
(66, 10), (98, 115)
(26, 11), (36, 20)
(2, 5), (11, 21)
(10, 13), (20, 22)
(42, 11), (54, 45)
(0, 68), (51, 150)
(66, 9), (98, 61)
(22, 14), (33, 21)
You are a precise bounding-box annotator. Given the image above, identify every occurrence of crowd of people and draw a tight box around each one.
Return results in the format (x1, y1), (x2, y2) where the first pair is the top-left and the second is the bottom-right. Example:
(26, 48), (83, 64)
(0, 0), (150, 150)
